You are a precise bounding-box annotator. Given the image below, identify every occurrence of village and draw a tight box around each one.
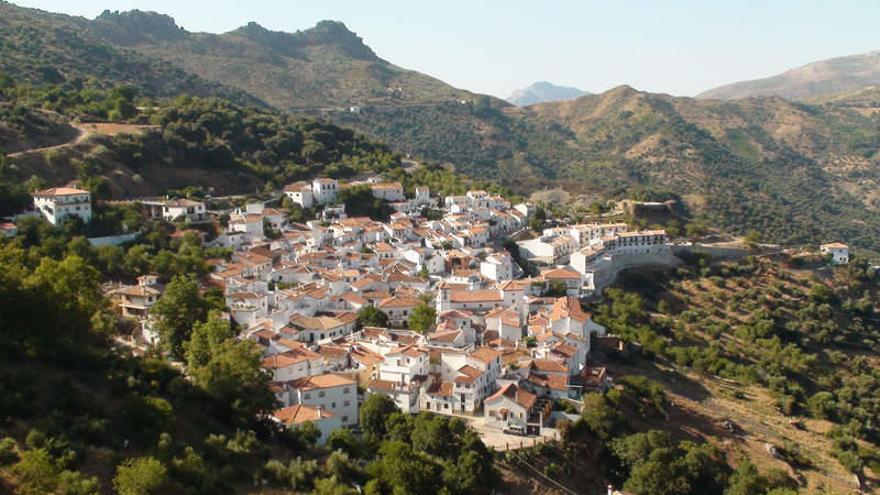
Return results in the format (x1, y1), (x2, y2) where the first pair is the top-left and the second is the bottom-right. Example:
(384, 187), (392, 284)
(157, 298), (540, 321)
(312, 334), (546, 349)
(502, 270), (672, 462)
(16, 176), (852, 449)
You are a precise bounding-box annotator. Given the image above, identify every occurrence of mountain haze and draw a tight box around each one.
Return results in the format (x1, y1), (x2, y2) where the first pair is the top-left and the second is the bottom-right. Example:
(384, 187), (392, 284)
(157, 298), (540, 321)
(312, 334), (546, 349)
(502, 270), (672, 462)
(698, 50), (880, 101)
(506, 81), (589, 106)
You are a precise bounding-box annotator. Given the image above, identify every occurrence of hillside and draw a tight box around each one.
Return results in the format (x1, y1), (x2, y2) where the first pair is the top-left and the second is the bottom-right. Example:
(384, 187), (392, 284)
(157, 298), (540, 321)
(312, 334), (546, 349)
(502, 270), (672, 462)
(339, 86), (880, 253)
(0, 79), (403, 213)
(0, 1), (262, 107)
(698, 50), (880, 101)
(2, 1), (880, 253)
(582, 253), (880, 493)
(0, 104), (79, 154)
(84, 10), (480, 110)
(506, 81), (590, 106)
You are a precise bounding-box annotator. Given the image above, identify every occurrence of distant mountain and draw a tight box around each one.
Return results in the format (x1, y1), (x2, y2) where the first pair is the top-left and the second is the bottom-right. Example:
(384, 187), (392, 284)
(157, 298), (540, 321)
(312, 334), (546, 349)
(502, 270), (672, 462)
(506, 81), (589, 106)
(698, 50), (880, 101)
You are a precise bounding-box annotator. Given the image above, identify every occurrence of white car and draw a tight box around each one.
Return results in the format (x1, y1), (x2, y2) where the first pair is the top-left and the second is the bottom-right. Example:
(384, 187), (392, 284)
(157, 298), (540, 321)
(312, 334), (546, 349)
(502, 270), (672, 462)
(503, 424), (526, 436)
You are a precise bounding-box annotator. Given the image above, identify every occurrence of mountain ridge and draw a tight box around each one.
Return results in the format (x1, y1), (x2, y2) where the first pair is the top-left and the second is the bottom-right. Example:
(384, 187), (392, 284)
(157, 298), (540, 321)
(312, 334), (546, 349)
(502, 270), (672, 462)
(506, 81), (590, 106)
(698, 49), (880, 101)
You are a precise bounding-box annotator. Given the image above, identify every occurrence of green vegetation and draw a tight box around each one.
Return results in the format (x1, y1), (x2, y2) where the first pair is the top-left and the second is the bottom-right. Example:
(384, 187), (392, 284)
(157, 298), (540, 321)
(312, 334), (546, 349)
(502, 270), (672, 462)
(0, 202), (500, 494)
(546, 381), (797, 495)
(0, 2), (261, 105)
(408, 302), (437, 333)
(337, 184), (393, 221)
(356, 305), (390, 328)
(0, 77), (404, 206)
(357, 395), (498, 495)
(592, 254), (880, 483)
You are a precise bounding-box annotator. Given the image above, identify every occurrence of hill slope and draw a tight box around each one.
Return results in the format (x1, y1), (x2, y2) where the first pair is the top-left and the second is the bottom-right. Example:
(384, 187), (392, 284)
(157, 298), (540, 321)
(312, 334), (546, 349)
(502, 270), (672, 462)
(339, 86), (880, 252)
(85, 10), (481, 110)
(0, 1), (263, 106)
(698, 50), (880, 101)
(506, 81), (590, 106)
(2, 1), (880, 252)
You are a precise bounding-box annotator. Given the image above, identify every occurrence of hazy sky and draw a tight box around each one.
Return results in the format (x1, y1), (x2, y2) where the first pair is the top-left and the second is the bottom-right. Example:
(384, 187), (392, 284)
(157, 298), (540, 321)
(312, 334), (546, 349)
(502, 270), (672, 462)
(13, 0), (880, 98)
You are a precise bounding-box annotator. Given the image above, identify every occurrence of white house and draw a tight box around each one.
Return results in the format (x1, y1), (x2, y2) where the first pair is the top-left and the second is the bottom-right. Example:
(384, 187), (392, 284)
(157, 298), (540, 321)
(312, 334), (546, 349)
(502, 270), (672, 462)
(283, 373), (358, 427)
(261, 346), (325, 382)
(370, 182), (405, 201)
(162, 198), (206, 222)
(484, 383), (538, 429)
(284, 182), (314, 208)
(378, 295), (422, 327)
(33, 187), (91, 225)
(379, 345), (429, 384)
(312, 178), (339, 205)
(115, 284), (161, 320)
(368, 379), (422, 413)
(272, 404), (341, 445)
(481, 252), (515, 281)
(820, 242), (850, 265)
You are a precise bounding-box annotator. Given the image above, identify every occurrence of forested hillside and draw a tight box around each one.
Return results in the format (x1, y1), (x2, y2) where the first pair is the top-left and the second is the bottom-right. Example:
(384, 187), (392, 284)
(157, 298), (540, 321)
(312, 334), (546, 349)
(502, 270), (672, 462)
(574, 253), (880, 493)
(0, 77), (402, 213)
(0, 1), (262, 107)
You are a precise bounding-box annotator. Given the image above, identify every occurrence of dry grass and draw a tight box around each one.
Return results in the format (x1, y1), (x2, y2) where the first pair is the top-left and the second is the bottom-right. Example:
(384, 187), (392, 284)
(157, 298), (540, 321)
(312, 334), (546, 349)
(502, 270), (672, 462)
(74, 122), (158, 136)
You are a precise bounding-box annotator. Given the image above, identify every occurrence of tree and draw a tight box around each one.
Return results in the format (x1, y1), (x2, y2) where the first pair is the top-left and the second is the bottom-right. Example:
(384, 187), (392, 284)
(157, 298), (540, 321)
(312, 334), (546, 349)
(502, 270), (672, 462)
(366, 441), (439, 495)
(313, 476), (358, 495)
(723, 460), (768, 495)
(113, 457), (168, 495)
(545, 280), (568, 297)
(325, 450), (363, 485)
(357, 305), (389, 328)
(151, 275), (210, 357)
(529, 205), (547, 232)
(184, 311), (234, 369)
(13, 448), (99, 495)
(327, 428), (365, 458)
(290, 420), (321, 449)
(581, 393), (625, 441)
(359, 394), (398, 440)
(188, 337), (276, 417)
(408, 303), (436, 333)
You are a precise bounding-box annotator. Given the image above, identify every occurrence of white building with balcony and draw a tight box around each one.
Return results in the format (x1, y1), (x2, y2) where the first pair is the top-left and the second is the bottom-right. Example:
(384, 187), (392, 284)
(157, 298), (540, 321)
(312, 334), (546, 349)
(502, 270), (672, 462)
(33, 187), (91, 225)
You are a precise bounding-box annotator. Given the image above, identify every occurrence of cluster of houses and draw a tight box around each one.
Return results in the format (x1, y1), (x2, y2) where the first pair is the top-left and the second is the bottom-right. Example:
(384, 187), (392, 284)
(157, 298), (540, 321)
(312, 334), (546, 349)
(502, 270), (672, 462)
(517, 223), (675, 293)
(102, 177), (627, 441)
(20, 176), (854, 444)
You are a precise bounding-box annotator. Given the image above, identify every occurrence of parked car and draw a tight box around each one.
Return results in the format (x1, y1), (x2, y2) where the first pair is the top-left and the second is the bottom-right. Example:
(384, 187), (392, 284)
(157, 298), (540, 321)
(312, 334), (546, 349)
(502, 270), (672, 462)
(503, 424), (526, 436)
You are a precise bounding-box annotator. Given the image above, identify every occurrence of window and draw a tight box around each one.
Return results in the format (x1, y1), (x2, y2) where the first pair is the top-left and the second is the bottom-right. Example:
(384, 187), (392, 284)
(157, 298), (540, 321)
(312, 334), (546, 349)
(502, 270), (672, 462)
(318, 391), (326, 398)
(343, 400), (350, 407)
(343, 387), (350, 394)
(331, 402), (337, 408)
(342, 416), (348, 423)
(304, 393), (311, 400)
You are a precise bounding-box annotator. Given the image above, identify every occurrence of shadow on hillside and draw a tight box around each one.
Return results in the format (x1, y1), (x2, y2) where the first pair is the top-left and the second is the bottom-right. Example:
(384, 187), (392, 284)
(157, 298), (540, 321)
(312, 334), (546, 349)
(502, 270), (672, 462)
(602, 354), (751, 444)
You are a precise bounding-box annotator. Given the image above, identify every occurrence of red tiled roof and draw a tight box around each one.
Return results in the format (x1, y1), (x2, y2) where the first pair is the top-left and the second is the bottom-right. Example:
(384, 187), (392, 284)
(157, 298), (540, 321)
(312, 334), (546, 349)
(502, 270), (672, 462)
(273, 404), (333, 425)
